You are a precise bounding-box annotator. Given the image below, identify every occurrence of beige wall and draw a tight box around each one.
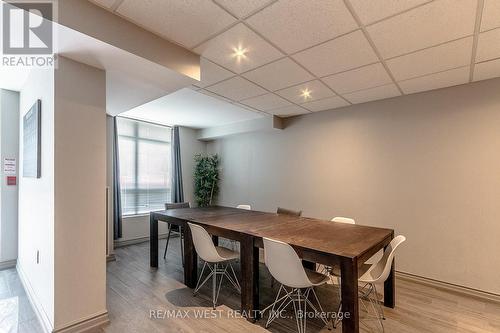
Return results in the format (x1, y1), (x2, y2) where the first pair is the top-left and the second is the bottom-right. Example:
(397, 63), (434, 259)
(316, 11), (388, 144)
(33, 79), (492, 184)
(180, 127), (207, 206)
(54, 57), (107, 329)
(208, 78), (500, 295)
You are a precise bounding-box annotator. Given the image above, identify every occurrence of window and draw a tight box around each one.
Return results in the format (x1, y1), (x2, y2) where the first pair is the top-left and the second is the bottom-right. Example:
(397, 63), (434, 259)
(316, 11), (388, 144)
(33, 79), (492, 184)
(117, 117), (171, 215)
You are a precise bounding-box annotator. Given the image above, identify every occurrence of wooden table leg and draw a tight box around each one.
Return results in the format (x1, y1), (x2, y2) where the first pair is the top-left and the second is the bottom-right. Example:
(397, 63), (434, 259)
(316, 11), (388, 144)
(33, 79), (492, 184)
(384, 233), (395, 308)
(183, 225), (198, 288)
(240, 235), (259, 321)
(384, 259), (395, 308)
(340, 257), (359, 333)
(150, 214), (158, 268)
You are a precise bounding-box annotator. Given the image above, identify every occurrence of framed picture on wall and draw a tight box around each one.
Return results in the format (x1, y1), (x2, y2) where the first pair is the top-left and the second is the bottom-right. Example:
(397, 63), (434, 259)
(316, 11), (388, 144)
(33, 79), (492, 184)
(23, 99), (42, 178)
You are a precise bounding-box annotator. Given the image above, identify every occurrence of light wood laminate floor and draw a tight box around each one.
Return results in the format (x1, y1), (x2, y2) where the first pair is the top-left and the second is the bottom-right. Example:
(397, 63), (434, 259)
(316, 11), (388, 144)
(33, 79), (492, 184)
(102, 238), (500, 333)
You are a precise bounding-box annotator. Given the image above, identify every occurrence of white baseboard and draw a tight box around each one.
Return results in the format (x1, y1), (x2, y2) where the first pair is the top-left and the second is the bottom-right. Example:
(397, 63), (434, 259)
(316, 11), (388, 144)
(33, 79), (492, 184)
(16, 264), (54, 333)
(106, 253), (116, 262)
(396, 271), (500, 303)
(0, 259), (17, 270)
(114, 233), (169, 248)
(53, 311), (109, 333)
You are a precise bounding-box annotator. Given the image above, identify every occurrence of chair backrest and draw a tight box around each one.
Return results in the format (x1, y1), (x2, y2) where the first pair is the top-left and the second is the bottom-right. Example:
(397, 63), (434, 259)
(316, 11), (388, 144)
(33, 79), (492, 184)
(276, 207), (302, 216)
(331, 216), (356, 225)
(187, 223), (222, 263)
(366, 235), (406, 283)
(236, 204), (251, 210)
(263, 237), (313, 289)
(165, 202), (190, 210)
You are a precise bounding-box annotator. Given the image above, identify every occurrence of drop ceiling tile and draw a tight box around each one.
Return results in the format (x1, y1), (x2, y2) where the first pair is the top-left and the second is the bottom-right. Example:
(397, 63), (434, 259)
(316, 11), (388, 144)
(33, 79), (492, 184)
(116, 0), (237, 48)
(242, 58), (314, 91)
(322, 63), (392, 94)
(481, 0), (500, 31)
(349, 0), (431, 25)
(198, 89), (234, 103)
(246, 0), (358, 54)
(343, 83), (400, 104)
(399, 66), (470, 94)
(90, 0), (116, 9)
(276, 80), (335, 104)
(205, 76), (267, 101)
(267, 105), (310, 117)
(367, 0), (477, 59)
(234, 102), (268, 115)
(301, 96), (349, 112)
(386, 37), (473, 81)
(473, 58), (500, 82)
(240, 93), (292, 111)
(214, 0), (274, 18)
(476, 28), (500, 62)
(194, 23), (284, 74)
(196, 58), (235, 88)
(292, 30), (379, 77)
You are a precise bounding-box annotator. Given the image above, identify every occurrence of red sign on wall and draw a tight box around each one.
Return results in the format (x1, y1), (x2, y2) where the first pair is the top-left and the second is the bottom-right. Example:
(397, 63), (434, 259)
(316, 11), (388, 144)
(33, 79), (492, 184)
(7, 176), (16, 186)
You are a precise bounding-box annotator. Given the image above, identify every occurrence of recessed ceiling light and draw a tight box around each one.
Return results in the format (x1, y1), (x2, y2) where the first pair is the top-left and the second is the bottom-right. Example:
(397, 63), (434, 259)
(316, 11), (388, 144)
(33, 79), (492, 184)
(232, 46), (248, 59)
(301, 88), (311, 100)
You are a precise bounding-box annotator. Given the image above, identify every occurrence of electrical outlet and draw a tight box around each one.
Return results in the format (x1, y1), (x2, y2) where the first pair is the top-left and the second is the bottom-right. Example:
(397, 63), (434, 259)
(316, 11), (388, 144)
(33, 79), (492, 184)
(36, 250), (39, 264)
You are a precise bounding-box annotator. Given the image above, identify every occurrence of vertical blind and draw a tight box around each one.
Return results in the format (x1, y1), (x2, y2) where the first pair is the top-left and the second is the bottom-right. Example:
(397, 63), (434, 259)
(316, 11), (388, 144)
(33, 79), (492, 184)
(117, 117), (172, 215)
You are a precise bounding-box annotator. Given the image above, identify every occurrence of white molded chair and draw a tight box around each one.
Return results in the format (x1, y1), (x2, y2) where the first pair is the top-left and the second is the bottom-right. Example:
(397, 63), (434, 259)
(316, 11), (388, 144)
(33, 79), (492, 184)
(331, 216), (355, 225)
(358, 235), (406, 332)
(262, 237), (330, 333)
(187, 223), (241, 309)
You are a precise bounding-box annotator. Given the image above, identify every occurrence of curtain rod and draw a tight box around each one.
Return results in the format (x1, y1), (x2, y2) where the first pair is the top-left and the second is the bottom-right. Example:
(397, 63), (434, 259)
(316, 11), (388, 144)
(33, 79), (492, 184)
(116, 115), (173, 129)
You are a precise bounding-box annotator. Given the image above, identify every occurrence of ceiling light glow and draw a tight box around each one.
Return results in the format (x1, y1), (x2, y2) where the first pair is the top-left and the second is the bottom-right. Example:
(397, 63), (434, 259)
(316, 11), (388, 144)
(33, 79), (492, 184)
(301, 88), (311, 99)
(232, 46), (248, 59)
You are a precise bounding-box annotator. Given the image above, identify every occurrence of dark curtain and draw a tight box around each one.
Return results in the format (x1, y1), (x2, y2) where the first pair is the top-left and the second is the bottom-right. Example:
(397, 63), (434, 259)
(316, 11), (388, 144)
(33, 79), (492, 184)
(171, 126), (184, 203)
(113, 117), (123, 240)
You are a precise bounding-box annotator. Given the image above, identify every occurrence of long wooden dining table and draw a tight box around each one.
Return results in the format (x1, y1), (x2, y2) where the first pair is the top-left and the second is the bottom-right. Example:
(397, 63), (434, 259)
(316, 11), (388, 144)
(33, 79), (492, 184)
(150, 206), (395, 333)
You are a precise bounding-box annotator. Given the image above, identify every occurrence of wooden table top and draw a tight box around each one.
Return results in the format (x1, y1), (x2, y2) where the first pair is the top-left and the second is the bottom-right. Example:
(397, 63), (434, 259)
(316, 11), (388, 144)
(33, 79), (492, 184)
(153, 206), (393, 260)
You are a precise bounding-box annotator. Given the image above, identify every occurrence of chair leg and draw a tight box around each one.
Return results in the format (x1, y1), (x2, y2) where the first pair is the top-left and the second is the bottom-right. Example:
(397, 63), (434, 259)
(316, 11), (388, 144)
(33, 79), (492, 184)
(163, 224), (172, 259)
(309, 287), (330, 328)
(212, 263), (218, 309)
(373, 283), (385, 320)
(333, 275), (343, 329)
(193, 262), (209, 295)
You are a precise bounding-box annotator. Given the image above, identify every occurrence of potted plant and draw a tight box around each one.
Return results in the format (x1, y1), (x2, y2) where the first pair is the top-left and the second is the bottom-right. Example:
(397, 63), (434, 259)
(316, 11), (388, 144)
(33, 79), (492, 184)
(194, 154), (219, 207)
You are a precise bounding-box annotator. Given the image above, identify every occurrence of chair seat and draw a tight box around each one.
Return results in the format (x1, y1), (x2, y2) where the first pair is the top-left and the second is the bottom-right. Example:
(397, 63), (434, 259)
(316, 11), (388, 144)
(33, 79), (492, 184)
(215, 246), (239, 261)
(305, 269), (329, 286)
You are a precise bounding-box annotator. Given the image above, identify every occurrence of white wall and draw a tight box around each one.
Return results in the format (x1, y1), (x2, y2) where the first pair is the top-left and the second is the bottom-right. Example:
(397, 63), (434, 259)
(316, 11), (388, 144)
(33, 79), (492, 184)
(18, 68), (55, 330)
(0, 89), (19, 264)
(208, 78), (500, 296)
(53, 57), (107, 330)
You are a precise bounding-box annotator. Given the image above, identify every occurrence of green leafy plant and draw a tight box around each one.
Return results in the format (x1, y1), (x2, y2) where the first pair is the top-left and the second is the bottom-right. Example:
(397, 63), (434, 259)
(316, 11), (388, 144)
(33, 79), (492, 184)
(193, 153), (219, 207)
